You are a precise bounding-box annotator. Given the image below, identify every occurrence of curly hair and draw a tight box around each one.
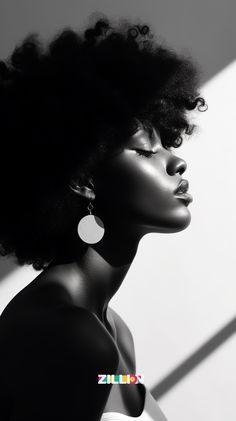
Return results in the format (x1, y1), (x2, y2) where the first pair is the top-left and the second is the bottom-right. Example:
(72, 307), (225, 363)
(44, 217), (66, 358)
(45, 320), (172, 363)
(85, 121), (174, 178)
(0, 17), (206, 270)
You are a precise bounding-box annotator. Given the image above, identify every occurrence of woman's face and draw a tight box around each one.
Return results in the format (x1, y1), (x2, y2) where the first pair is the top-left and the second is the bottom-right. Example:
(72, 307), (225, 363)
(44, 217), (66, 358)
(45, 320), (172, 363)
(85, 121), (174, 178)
(95, 125), (192, 236)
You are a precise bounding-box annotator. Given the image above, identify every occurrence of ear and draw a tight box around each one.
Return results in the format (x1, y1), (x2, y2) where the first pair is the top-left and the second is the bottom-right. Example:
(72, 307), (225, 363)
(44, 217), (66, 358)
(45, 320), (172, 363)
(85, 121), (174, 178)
(69, 178), (95, 200)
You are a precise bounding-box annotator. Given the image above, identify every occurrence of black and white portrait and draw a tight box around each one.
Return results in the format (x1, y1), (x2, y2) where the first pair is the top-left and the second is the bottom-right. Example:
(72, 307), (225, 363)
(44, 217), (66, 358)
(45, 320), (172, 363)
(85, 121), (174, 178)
(0, 1), (235, 420)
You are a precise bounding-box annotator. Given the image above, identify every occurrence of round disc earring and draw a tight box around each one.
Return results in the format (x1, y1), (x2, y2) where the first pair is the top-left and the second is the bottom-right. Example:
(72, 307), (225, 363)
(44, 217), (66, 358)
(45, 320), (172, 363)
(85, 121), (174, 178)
(77, 201), (105, 244)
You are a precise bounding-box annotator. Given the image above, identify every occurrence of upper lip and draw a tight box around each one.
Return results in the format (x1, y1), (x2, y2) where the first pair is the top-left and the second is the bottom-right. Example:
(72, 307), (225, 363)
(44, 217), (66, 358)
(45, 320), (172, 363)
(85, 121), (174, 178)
(174, 179), (189, 194)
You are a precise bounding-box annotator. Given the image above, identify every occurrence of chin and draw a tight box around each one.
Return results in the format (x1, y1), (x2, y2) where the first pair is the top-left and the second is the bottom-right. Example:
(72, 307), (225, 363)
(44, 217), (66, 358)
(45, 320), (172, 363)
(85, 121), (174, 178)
(143, 207), (192, 235)
(165, 208), (192, 233)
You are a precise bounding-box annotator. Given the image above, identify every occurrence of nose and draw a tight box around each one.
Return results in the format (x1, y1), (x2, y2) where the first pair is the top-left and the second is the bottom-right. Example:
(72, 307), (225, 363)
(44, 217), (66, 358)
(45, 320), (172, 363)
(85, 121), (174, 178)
(166, 154), (187, 176)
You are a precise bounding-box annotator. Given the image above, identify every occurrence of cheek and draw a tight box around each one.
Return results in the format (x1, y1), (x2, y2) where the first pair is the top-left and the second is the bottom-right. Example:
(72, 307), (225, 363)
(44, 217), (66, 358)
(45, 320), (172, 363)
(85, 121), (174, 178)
(96, 155), (171, 214)
(95, 153), (191, 232)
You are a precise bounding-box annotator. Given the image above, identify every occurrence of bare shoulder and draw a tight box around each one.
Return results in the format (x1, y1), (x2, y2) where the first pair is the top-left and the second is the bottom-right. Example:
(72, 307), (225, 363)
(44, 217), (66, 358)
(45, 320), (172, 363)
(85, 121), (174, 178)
(0, 305), (119, 420)
(16, 304), (119, 369)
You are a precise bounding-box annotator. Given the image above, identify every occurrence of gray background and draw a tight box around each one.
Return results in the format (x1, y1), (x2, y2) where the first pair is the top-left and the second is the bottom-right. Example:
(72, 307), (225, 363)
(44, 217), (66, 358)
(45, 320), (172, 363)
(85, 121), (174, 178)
(0, 0), (236, 83)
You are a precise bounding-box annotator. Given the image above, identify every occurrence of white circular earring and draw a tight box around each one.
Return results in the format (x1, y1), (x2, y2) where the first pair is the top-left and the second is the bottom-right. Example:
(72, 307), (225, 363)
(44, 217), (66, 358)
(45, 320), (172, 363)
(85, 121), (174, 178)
(77, 200), (105, 244)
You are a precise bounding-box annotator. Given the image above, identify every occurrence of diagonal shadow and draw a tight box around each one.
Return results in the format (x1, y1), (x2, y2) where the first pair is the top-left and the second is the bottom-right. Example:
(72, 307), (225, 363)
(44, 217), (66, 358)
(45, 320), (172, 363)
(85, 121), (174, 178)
(0, 0), (236, 84)
(0, 1), (235, 283)
(151, 316), (236, 400)
(0, 7), (235, 397)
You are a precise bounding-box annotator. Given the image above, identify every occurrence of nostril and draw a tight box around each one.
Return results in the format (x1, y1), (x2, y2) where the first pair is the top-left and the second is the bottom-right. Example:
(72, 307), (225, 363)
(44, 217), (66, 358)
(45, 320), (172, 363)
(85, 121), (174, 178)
(176, 159), (187, 176)
(178, 166), (185, 176)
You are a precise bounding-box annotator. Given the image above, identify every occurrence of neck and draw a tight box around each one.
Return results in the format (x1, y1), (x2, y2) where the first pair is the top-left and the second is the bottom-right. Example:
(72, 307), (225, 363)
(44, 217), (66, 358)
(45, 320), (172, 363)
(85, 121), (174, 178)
(75, 225), (142, 321)
(47, 224), (143, 323)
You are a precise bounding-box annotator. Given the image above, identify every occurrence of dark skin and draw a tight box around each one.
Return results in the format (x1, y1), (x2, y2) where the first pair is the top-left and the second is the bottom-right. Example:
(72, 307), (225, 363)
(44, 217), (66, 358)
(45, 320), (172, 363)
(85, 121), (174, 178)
(0, 125), (190, 420)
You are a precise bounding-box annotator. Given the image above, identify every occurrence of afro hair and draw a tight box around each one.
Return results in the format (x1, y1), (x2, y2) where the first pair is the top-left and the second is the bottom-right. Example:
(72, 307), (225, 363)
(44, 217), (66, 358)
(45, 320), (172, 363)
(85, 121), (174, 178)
(0, 17), (206, 270)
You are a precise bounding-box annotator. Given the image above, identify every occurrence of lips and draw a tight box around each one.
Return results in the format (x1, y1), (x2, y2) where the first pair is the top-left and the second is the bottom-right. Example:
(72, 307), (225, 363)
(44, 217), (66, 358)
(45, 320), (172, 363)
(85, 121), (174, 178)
(174, 179), (189, 195)
(174, 179), (193, 205)
(175, 192), (193, 205)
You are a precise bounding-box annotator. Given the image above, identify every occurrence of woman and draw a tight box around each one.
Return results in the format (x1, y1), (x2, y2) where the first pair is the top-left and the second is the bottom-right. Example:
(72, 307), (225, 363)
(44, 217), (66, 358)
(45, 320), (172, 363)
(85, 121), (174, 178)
(0, 17), (206, 420)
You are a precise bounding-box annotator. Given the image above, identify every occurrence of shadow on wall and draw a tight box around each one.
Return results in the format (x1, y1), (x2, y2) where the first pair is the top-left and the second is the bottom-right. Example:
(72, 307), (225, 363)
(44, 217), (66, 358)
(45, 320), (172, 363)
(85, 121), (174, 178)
(151, 316), (236, 400)
(0, 0), (235, 281)
(0, 0), (236, 402)
(0, 0), (235, 84)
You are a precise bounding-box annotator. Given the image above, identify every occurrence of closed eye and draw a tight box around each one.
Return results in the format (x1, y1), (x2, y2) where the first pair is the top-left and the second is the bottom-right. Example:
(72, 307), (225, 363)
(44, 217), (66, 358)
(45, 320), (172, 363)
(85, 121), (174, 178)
(135, 149), (157, 158)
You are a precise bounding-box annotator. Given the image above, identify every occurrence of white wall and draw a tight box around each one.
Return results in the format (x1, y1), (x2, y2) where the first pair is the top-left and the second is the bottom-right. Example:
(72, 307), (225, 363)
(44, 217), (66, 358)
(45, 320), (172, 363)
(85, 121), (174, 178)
(111, 60), (236, 421)
(0, 2), (236, 420)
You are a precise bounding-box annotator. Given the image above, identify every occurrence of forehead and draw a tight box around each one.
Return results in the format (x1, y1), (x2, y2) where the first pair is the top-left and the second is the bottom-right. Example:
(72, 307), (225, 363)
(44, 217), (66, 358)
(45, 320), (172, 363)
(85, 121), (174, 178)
(126, 125), (161, 148)
(100, 124), (162, 163)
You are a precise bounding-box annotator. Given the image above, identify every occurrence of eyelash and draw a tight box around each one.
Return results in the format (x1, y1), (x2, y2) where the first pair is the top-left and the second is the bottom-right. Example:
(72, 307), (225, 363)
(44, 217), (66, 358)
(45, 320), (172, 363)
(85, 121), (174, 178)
(135, 150), (156, 158)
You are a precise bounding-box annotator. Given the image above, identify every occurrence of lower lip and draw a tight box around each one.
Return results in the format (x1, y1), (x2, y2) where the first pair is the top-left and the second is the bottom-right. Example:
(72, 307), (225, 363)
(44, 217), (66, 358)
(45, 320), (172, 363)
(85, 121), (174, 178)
(174, 192), (193, 206)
